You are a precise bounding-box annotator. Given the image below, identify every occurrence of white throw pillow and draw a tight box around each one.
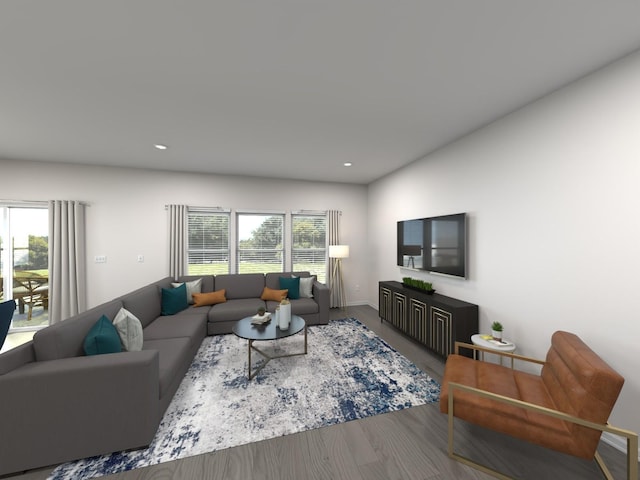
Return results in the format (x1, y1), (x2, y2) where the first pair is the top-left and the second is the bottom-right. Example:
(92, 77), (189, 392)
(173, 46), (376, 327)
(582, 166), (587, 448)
(171, 278), (202, 304)
(112, 307), (144, 352)
(293, 275), (315, 298)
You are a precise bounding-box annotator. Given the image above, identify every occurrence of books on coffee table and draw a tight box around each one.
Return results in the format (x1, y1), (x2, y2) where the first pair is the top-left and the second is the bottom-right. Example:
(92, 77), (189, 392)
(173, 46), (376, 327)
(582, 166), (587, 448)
(251, 313), (272, 325)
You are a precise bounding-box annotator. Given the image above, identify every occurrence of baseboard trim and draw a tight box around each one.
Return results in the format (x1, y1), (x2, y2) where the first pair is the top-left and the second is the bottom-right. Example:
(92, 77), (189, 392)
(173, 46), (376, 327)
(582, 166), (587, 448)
(600, 432), (640, 461)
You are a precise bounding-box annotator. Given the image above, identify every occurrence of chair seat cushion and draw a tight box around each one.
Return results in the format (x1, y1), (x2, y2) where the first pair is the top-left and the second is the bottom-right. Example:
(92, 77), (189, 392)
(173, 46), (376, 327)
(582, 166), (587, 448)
(440, 354), (581, 457)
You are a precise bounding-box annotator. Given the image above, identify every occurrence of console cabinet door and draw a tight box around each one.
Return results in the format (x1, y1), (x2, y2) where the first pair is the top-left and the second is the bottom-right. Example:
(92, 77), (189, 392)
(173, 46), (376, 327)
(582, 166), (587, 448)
(378, 281), (478, 359)
(379, 286), (392, 322)
(392, 291), (407, 331)
(429, 306), (452, 357)
(409, 298), (428, 344)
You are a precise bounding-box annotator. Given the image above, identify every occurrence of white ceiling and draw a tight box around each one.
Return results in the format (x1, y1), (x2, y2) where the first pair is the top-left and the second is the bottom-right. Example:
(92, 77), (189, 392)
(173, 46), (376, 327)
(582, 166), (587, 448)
(2, 1), (640, 185)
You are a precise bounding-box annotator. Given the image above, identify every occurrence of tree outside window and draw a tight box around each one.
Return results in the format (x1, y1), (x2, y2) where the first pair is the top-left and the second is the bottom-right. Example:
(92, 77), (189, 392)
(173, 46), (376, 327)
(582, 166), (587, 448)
(237, 214), (284, 274)
(292, 215), (326, 282)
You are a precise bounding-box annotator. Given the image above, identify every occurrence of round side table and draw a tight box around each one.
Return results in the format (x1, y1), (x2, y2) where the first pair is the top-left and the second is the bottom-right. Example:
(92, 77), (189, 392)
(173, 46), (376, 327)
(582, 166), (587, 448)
(471, 334), (516, 367)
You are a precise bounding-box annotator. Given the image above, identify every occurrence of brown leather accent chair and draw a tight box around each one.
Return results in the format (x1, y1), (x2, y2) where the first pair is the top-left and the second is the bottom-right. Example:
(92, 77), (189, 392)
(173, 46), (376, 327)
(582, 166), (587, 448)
(440, 330), (638, 480)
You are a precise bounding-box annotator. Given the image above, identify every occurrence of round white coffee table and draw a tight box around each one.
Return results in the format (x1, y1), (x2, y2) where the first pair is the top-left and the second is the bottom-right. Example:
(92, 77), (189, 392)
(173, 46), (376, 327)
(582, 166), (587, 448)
(471, 334), (516, 367)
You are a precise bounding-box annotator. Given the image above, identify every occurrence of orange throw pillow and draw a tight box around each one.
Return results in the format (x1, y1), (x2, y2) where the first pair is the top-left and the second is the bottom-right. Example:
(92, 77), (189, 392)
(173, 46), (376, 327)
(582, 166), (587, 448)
(192, 289), (226, 307)
(260, 287), (288, 302)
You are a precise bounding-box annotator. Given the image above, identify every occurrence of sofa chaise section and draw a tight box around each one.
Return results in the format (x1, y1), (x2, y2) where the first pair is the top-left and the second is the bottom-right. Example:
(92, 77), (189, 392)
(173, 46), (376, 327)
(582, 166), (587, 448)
(0, 299), (162, 475)
(0, 272), (328, 476)
(0, 280), (208, 476)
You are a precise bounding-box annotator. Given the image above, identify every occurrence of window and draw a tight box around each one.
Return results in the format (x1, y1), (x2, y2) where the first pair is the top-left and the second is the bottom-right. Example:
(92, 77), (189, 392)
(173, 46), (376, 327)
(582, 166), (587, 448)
(187, 211), (230, 275)
(0, 205), (49, 330)
(185, 208), (328, 277)
(292, 214), (327, 282)
(237, 213), (284, 274)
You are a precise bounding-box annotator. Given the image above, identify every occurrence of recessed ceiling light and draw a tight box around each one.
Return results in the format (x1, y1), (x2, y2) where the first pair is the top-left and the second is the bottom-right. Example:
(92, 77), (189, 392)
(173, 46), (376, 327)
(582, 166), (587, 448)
(343, 162), (352, 167)
(154, 144), (168, 150)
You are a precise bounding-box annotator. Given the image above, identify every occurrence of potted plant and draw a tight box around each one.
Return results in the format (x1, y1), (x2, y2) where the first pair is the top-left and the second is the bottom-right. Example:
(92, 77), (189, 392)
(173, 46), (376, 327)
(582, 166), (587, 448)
(491, 321), (503, 340)
(402, 277), (436, 295)
(257, 307), (266, 317)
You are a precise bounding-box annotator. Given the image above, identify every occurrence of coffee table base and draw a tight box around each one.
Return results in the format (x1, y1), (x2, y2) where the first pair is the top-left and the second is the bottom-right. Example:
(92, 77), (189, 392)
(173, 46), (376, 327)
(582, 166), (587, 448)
(247, 326), (308, 380)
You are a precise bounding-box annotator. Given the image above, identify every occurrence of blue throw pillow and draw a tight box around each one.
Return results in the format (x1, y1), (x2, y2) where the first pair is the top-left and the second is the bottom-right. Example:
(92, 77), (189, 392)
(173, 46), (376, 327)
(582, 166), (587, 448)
(0, 299), (16, 350)
(161, 283), (188, 315)
(279, 276), (300, 300)
(84, 315), (123, 356)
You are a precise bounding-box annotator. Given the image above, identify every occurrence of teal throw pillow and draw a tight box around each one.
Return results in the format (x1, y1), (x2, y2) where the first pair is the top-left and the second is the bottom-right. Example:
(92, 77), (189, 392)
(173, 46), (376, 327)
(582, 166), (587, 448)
(161, 283), (188, 315)
(279, 276), (300, 300)
(84, 315), (123, 356)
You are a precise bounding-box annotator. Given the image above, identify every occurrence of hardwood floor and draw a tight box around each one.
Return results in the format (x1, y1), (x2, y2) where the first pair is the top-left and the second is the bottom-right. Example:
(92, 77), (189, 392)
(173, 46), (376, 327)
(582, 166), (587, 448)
(8, 305), (633, 480)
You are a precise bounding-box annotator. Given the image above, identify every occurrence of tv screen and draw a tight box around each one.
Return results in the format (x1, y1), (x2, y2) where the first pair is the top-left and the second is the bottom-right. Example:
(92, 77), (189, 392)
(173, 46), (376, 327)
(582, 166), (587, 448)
(397, 213), (466, 278)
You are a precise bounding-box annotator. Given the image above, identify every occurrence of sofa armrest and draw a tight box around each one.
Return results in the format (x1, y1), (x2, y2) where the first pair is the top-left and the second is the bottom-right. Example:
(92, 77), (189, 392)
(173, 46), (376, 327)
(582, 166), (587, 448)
(313, 281), (330, 324)
(0, 350), (161, 476)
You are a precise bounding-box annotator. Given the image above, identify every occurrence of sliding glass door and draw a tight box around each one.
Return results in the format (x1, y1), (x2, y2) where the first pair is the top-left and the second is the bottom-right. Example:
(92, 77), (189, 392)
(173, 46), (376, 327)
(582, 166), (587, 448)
(0, 205), (49, 330)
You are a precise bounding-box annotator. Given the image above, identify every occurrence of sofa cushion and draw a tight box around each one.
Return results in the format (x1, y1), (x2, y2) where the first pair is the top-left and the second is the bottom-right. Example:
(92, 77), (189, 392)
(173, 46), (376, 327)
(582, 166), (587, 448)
(265, 271), (310, 290)
(192, 290), (226, 307)
(83, 315), (123, 356)
(208, 298), (266, 323)
(279, 276), (300, 299)
(161, 284), (189, 316)
(33, 299), (123, 361)
(142, 337), (192, 400)
(293, 275), (315, 298)
(260, 287), (288, 302)
(142, 313), (207, 348)
(176, 275), (214, 294)
(112, 308), (144, 352)
(290, 298), (320, 315)
(265, 298), (319, 315)
(171, 278), (202, 304)
(215, 273), (265, 299)
(121, 285), (163, 329)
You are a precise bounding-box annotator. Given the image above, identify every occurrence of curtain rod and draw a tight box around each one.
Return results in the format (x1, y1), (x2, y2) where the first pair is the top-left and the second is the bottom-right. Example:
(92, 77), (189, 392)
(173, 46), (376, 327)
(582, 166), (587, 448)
(164, 206), (334, 215)
(164, 205), (229, 212)
(0, 199), (90, 206)
(292, 210), (328, 215)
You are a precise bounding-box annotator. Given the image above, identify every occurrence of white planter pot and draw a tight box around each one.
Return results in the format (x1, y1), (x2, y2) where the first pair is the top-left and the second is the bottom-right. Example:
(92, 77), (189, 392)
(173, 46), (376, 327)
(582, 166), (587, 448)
(492, 329), (502, 340)
(279, 303), (291, 330)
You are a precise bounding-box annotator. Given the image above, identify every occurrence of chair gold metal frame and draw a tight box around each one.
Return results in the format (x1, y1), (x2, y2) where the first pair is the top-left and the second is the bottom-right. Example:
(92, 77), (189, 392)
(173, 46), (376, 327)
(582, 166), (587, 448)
(447, 342), (639, 480)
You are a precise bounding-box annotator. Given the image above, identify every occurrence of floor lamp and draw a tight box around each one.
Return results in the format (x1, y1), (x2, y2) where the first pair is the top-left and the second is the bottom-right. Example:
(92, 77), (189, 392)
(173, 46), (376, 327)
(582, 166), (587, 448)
(329, 245), (349, 311)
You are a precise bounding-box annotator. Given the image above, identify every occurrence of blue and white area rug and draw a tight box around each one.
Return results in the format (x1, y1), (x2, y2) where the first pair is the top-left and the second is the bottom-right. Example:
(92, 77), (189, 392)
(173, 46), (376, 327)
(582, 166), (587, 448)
(49, 318), (440, 479)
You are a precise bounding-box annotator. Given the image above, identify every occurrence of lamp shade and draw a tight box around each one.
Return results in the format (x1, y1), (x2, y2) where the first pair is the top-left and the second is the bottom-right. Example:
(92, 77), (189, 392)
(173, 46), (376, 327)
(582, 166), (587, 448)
(329, 244), (350, 258)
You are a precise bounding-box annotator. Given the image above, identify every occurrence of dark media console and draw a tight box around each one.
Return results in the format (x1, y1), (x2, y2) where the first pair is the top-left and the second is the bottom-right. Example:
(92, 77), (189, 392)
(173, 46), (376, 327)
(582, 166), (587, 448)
(378, 281), (478, 358)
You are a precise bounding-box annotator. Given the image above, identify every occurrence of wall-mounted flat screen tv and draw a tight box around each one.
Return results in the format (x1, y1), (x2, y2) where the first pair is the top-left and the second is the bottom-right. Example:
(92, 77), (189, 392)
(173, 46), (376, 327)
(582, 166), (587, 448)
(397, 212), (467, 278)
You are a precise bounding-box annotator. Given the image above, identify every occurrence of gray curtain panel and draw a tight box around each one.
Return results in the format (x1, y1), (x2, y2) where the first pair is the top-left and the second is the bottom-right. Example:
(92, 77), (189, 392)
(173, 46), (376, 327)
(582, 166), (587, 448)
(328, 210), (342, 308)
(48, 200), (87, 325)
(168, 204), (188, 280)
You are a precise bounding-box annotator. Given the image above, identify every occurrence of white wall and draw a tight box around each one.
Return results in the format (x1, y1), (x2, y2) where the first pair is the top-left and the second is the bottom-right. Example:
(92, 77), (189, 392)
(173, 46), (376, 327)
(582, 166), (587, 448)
(0, 161), (368, 308)
(369, 50), (640, 448)
(3, 47), (639, 453)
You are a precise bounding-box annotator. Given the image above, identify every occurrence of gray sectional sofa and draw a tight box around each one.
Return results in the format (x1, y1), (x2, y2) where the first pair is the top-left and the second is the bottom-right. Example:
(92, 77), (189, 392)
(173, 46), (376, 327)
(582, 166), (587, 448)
(0, 271), (329, 476)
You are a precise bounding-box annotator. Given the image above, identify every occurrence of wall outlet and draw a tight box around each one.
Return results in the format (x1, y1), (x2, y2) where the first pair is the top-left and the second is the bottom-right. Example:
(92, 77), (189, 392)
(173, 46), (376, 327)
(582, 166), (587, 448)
(137, 254), (144, 263)
(94, 255), (107, 263)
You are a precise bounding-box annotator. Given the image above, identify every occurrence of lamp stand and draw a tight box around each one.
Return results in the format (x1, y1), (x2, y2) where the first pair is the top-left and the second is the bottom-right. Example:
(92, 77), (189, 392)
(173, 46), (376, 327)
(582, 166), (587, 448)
(331, 257), (347, 312)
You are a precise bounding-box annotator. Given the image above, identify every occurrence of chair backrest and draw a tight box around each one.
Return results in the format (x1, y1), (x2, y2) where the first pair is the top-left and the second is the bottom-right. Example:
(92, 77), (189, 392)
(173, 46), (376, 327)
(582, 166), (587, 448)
(541, 330), (624, 457)
(0, 299), (17, 350)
